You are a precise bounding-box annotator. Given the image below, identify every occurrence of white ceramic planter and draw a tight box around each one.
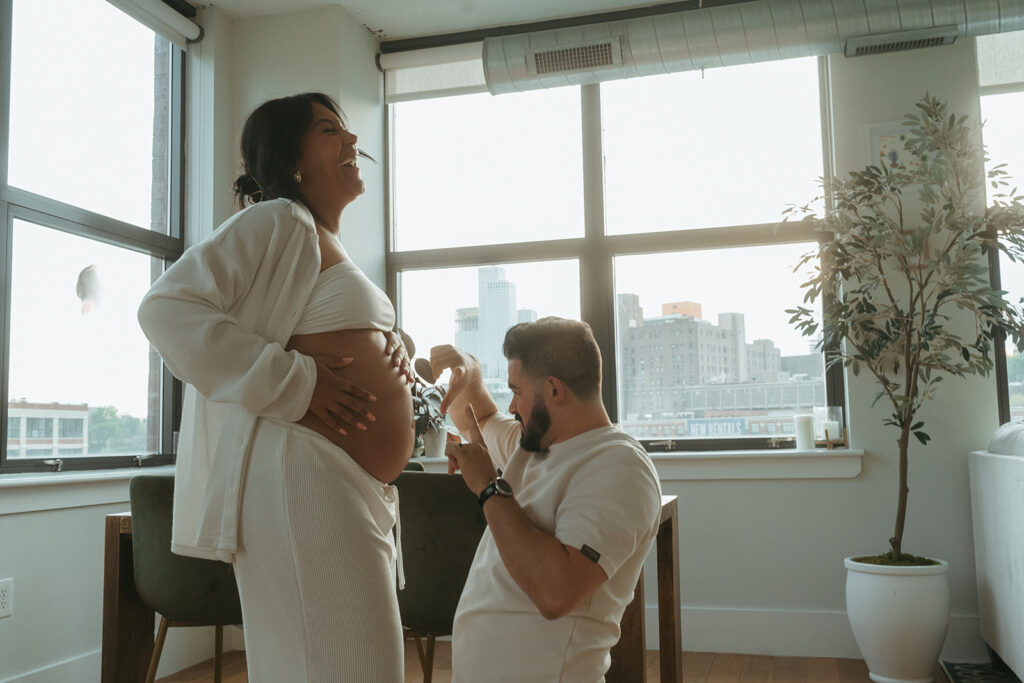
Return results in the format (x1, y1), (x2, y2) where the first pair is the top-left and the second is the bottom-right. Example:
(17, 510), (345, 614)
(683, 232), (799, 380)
(421, 427), (447, 459)
(845, 557), (950, 683)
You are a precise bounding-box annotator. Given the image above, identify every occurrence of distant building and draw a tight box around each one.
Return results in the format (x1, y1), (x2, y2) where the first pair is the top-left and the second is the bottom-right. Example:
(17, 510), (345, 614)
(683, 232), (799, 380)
(457, 268), (542, 381)
(616, 295), (824, 424)
(6, 400), (88, 459)
(662, 301), (702, 318)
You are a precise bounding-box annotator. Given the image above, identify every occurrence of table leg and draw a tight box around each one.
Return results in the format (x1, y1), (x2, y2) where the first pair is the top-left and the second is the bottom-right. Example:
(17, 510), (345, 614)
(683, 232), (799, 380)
(101, 516), (153, 683)
(657, 510), (682, 683)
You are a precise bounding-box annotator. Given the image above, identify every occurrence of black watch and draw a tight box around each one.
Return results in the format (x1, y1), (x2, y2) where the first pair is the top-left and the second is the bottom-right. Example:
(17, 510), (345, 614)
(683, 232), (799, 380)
(478, 477), (513, 508)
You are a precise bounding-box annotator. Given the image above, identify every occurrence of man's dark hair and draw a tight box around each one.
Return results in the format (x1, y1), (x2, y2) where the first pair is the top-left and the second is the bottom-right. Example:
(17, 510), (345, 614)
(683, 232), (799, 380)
(502, 317), (602, 399)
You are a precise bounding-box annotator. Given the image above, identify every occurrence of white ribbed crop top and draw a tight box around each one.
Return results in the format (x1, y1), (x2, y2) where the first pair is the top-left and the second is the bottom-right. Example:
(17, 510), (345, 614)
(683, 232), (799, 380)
(293, 260), (395, 335)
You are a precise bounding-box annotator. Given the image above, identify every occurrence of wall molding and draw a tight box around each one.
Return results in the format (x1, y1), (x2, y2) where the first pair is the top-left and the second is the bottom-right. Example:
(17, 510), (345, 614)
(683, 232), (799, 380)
(0, 466), (174, 515)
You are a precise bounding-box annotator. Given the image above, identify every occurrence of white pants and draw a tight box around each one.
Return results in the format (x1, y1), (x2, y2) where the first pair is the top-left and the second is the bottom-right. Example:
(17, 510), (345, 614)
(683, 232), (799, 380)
(233, 418), (404, 683)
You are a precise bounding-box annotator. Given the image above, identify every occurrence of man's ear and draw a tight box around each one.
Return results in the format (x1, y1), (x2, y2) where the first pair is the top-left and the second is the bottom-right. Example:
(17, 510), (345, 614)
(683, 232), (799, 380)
(546, 377), (568, 403)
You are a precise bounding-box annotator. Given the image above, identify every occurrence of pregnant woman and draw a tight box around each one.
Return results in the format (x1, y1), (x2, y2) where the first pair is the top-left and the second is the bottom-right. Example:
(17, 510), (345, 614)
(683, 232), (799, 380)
(138, 92), (414, 682)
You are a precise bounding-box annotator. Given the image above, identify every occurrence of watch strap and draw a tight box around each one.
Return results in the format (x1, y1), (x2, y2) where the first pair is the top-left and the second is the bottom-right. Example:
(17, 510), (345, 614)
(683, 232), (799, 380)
(478, 481), (499, 508)
(478, 477), (513, 508)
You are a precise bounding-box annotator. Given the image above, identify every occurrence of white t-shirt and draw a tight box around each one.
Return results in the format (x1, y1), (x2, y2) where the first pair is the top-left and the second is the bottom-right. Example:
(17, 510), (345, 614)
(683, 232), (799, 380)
(452, 414), (662, 682)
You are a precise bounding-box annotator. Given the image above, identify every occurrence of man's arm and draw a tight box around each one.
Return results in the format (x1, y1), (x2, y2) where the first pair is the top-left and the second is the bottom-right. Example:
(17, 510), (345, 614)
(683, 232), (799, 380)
(480, 494), (608, 620)
(447, 406), (608, 620)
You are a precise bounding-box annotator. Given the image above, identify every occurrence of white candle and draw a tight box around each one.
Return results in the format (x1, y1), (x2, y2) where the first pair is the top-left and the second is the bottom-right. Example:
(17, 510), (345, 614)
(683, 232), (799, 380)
(822, 420), (841, 442)
(794, 414), (815, 450)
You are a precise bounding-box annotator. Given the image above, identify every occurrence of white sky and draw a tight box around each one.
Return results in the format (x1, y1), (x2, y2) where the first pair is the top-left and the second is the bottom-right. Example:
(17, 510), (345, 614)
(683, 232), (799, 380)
(981, 91), (1024, 358)
(7, 0), (158, 417)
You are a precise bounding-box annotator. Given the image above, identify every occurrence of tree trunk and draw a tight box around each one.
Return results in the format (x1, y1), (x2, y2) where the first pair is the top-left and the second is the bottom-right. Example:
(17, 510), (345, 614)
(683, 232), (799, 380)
(889, 424), (911, 561)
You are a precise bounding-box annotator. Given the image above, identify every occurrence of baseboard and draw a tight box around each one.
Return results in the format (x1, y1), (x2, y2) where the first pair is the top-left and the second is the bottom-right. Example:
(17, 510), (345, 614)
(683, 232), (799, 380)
(0, 625), (223, 683)
(644, 605), (989, 661)
(0, 649), (98, 683)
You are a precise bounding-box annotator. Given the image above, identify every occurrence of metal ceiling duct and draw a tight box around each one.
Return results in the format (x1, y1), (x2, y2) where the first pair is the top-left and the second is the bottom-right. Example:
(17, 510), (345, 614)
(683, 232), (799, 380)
(482, 0), (1024, 94)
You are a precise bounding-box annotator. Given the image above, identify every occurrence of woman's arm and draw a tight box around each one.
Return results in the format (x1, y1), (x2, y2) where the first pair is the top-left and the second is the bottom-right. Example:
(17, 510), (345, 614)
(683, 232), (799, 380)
(138, 210), (372, 428)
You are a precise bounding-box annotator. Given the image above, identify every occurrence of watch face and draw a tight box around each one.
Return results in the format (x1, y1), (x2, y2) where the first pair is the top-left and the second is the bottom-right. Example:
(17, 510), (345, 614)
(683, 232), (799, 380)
(495, 477), (513, 496)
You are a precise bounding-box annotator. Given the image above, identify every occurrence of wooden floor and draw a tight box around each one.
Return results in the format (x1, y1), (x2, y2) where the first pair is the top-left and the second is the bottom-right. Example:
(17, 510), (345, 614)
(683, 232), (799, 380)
(157, 641), (950, 682)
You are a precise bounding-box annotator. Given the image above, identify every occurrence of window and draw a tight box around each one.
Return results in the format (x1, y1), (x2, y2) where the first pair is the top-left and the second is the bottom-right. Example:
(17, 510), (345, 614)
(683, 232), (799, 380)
(388, 57), (840, 450)
(1, 0), (185, 472)
(26, 418), (52, 439)
(978, 30), (1024, 423)
(59, 418), (83, 439)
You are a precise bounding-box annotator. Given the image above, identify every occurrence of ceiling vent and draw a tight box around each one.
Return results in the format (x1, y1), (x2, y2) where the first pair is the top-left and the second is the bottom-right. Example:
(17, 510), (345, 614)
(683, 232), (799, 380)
(528, 37), (623, 76)
(482, 0), (1024, 95)
(844, 26), (958, 57)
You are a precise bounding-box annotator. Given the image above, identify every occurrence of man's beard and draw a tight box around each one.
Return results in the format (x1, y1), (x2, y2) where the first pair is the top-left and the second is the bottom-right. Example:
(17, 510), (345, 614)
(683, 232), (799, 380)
(516, 397), (551, 453)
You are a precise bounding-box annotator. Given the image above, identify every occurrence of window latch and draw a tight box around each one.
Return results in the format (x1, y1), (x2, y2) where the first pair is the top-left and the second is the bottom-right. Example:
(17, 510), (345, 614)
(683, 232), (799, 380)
(132, 454), (156, 468)
(42, 458), (63, 472)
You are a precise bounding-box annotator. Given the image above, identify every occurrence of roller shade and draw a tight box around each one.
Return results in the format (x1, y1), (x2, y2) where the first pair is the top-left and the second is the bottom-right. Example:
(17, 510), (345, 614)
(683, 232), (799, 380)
(380, 42), (487, 103)
(977, 29), (1024, 89)
(106, 0), (202, 49)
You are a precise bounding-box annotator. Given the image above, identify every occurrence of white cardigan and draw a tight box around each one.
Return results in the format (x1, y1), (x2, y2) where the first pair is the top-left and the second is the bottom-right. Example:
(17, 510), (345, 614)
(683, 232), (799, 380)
(138, 199), (321, 561)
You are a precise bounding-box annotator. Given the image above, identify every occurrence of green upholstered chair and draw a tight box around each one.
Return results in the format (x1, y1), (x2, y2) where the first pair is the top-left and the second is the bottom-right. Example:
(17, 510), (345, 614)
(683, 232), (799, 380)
(129, 474), (243, 683)
(394, 471), (487, 683)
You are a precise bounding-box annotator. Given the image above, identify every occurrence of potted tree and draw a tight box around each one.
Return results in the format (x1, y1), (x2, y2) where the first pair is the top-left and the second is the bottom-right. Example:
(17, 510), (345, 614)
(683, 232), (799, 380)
(786, 93), (1024, 682)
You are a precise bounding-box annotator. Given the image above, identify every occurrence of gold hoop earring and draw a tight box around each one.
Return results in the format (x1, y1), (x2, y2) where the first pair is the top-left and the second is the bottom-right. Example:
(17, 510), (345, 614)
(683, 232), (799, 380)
(293, 170), (302, 184)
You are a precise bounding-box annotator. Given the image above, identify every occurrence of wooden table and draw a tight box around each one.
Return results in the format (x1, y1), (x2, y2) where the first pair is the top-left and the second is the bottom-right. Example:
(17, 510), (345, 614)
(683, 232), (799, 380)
(102, 512), (153, 683)
(608, 495), (682, 683)
(102, 495), (682, 683)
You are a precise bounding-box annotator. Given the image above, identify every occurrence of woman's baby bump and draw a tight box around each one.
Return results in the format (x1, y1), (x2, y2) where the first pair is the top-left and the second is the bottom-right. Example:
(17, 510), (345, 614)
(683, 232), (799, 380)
(287, 329), (414, 483)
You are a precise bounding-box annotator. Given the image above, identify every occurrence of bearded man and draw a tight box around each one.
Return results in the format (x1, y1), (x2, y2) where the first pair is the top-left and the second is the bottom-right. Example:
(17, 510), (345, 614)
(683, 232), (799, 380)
(429, 316), (662, 682)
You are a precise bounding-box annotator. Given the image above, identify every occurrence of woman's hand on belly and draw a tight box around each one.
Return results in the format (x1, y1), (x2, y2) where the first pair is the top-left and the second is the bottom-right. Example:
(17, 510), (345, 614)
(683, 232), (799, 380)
(308, 355), (378, 435)
(383, 330), (416, 384)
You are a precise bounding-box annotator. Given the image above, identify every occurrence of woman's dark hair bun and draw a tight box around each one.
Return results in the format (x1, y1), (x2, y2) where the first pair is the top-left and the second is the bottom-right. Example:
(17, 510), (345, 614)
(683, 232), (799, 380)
(233, 172), (263, 206)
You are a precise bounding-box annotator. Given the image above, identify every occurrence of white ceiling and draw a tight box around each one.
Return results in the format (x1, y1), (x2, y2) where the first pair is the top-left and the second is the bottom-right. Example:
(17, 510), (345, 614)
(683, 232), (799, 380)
(204, 0), (670, 41)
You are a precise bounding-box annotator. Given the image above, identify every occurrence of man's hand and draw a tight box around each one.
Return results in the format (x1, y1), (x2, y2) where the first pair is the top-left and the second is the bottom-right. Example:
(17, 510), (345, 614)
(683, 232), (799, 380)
(444, 405), (497, 494)
(429, 345), (499, 437)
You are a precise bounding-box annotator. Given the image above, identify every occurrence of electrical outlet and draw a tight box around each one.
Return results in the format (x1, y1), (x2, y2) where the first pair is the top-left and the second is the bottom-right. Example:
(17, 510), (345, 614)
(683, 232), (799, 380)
(0, 578), (12, 618)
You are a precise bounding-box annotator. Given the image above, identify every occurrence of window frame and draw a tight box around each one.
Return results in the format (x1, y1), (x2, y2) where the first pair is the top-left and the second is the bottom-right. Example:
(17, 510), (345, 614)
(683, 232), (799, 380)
(386, 57), (846, 452)
(0, 0), (185, 473)
(980, 82), (1024, 426)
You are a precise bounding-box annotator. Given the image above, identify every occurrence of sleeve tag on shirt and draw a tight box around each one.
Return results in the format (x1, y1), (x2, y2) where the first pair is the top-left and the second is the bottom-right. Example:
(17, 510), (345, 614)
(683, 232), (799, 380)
(581, 544), (601, 564)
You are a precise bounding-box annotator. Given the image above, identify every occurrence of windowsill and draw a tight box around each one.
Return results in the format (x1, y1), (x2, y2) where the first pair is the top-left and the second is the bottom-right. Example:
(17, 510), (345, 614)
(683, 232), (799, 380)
(417, 448), (864, 481)
(0, 465), (175, 516)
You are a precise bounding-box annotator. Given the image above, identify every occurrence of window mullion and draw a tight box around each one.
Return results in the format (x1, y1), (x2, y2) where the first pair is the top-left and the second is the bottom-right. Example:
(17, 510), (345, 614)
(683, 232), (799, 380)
(579, 83), (618, 421)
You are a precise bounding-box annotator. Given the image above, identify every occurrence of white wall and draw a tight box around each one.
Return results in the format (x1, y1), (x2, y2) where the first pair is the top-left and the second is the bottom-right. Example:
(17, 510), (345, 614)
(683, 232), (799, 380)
(228, 4), (386, 284)
(0, 472), (215, 683)
(642, 39), (993, 661)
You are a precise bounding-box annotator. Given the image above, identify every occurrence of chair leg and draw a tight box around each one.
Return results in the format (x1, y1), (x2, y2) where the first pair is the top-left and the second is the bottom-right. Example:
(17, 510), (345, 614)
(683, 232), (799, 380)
(144, 616), (170, 683)
(423, 634), (435, 683)
(414, 636), (427, 674)
(214, 624), (224, 683)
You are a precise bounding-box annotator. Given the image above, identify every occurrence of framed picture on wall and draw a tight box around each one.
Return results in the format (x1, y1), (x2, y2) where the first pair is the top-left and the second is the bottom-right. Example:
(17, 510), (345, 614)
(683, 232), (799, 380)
(867, 122), (920, 171)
